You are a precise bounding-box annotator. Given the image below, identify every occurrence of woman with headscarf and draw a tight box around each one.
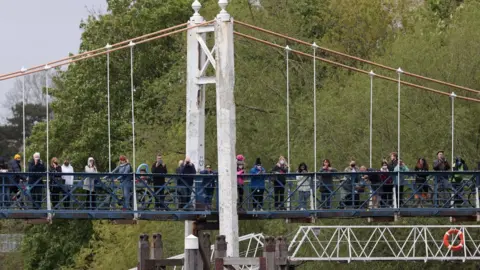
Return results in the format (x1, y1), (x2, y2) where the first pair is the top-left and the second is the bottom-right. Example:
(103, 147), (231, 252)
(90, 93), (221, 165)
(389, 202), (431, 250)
(84, 157), (98, 209)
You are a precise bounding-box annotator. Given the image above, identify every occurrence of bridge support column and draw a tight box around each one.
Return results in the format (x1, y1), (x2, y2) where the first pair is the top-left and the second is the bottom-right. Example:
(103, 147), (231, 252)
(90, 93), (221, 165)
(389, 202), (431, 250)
(185, 0), (208, 237)
(215, 0), (239, 257)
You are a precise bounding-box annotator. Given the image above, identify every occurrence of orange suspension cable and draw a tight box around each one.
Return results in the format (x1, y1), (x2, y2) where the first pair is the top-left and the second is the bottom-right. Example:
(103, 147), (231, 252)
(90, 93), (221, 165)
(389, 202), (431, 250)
(235, 20), (480, 95)
(234, 31), (480, 103)
(0, 22), (189, 80)
(0, 21), (212, 81)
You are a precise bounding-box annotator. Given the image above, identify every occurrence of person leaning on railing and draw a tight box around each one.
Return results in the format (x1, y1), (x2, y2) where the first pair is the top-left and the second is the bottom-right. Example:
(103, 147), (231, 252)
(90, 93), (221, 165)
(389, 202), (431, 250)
(340, 160), (362, 209)
(199, 165), (217, 210)
(367, 167), (382, 209)
(452, 157), (469, 206)
(414, 158), (430, 207)
(151, 154), (167, 210)
(250, 158), (266, 211)
(112, 155), (133, 210)
(0, 157), (9, 207)
(379, 161), (393, 208)
(28, 153), (45, 210)
(7, 154), (24, 201)
(178, 156), (196, 210)
(236, 154), (246, 211)
(49, 157), (64, 209)
(84, 157), (97, 210)
(318, 159), (337, 209)
(394, 160), (409, 207)
(296, 162), (311, 210)
(433, 150), (451, 207)
(271, 156), (288, 210)
(61, 158), (74, 209)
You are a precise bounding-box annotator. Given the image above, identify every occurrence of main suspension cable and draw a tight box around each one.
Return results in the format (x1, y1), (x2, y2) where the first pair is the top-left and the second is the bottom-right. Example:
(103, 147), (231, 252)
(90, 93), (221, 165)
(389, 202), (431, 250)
(234, 31), (480, 103)
(235, 20), (480, 95)
(0, 21), (210, 81)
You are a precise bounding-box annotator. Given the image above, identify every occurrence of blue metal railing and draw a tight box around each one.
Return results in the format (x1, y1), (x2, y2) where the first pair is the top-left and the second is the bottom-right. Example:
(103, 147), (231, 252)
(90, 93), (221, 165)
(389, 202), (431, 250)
(0, 171), (479, 219)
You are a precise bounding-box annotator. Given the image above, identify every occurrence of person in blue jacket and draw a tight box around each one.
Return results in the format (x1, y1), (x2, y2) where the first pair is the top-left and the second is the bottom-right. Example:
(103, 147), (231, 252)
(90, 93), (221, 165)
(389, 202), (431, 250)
(112, 155), (133, 210)
(199, 165), (217, 210)
(250, 158), (266, 211)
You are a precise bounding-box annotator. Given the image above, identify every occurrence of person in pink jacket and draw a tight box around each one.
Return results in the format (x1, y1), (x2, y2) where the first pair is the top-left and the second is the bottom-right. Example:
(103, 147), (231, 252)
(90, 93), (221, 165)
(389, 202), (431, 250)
(237, 154), (245, 211)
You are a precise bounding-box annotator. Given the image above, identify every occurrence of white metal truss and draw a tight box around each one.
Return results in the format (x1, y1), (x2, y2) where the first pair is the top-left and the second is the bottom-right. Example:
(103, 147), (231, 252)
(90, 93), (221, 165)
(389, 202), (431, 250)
(289, 225), (480, 262)
(170, 233), (265, 270)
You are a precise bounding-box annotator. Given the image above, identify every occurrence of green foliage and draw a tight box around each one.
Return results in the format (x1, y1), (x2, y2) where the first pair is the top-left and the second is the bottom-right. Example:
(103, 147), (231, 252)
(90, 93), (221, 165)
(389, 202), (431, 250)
(21, 221), (93, 270)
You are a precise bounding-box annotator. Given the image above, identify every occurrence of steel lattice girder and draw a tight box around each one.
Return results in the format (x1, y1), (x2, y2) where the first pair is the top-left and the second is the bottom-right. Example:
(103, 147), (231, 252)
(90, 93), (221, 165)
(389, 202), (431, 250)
(289, 225), (480, 262)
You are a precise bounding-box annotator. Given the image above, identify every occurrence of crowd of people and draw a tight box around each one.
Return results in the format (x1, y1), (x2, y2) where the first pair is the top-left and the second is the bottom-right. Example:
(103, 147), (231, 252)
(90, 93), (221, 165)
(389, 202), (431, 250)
(235, 151), (479, 210)
(0, 150), (479, 211)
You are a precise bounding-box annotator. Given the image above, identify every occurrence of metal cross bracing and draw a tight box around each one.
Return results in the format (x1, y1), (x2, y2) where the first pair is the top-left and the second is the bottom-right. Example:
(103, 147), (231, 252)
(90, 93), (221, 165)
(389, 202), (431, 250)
(288, 225), (480, 262)
(0, 171), (479, 220)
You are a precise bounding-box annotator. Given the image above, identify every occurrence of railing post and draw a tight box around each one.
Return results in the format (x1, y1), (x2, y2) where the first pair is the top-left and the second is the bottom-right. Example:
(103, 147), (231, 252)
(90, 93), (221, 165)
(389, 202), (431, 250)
(263, 236), (276, 270)
(311, 173), (316, 211)
(275, 236), (288, 267)
(287, 181), (291, 211)
(214, 235), (227, 259)
(138, 234), (149, 270)
(476, 172), (480, 221)
(214, 235), (227, 270)
(185, 234), (200, 270)
(150, 233), (163, 260)
(199, 232), (211, 270)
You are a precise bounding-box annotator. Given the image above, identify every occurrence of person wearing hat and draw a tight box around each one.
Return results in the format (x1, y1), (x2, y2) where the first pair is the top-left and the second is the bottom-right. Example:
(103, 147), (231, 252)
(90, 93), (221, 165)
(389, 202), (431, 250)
(8, 154), (23, 187)
(199, 164), (217, 210)
(112, 155), (133, 210)
(433, 150), (451, 207)
(249, 158), (266, 211)
(6, 154), (24, 206)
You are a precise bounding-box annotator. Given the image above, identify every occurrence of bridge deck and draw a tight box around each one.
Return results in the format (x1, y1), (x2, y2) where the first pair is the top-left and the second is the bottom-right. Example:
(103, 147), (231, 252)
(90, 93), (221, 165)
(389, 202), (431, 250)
(0, 208), (477, 221)
(0, 171), (478, 220)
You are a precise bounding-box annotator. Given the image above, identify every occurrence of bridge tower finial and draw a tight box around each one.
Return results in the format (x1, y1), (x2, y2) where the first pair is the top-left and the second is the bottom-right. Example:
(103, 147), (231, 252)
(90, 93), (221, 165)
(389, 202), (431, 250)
(217, 0), (230, 21)
(191, 0), (203, 23)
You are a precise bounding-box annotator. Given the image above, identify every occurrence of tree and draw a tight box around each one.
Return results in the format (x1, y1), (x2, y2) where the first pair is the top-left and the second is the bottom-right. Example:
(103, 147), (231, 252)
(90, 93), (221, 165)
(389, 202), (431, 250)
(0, 103), (46, 158)
(21, 220), (93, 270)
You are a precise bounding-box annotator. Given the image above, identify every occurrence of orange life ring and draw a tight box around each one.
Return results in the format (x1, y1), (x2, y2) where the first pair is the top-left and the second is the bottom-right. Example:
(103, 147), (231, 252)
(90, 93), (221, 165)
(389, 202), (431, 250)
(443, 229), (464, 252)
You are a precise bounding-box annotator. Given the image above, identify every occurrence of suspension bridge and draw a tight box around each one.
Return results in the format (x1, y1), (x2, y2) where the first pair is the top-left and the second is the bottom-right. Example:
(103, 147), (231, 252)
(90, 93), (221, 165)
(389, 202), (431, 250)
(1, 0), (480, 265)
